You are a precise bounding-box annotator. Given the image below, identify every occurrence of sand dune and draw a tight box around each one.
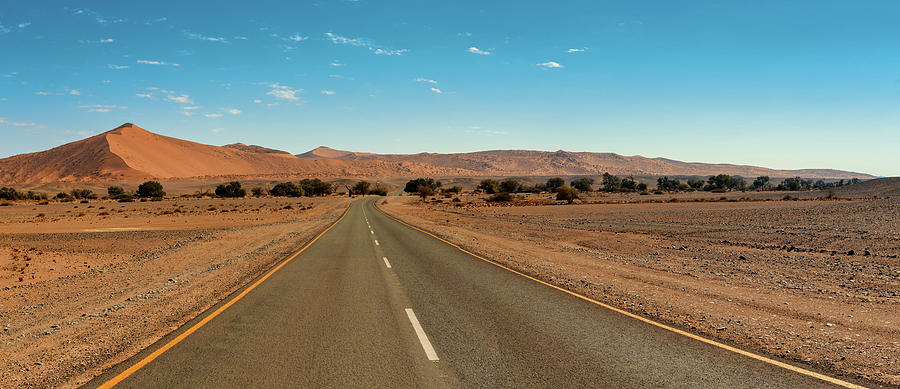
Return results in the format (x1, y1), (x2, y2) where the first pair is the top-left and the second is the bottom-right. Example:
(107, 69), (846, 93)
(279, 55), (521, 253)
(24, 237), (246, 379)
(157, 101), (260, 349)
(0, 123), (874, 184)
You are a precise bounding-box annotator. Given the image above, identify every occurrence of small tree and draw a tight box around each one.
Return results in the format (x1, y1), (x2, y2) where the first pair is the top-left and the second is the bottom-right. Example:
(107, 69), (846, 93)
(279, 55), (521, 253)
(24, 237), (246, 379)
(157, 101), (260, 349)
(751, 176), (770, 190)
(70, 189), (98, 199)
(404, 178), (441, 193)
(545, 177), (565, 192)
(443, 186), (462, 194)
(687, 179), (705, 190)
(476, 179), (500, 194)
(416, 185), (435, 199)
(107, 186), (125, 198)
(352, 181), (372, 195)
(486, 192), (513, 202)
(215, 181), (246, 198)
(270, 182), (304, 197)
(601, 173), (621, 192)
(299, 178), (334, 196)
(570, 178), (594, 192)
(499, 179), (521, 193)
(251, 187), (265, 197)
(137, 181), (166, 198)
(555, 186), (579, 204)
(370, 185), (389, 196)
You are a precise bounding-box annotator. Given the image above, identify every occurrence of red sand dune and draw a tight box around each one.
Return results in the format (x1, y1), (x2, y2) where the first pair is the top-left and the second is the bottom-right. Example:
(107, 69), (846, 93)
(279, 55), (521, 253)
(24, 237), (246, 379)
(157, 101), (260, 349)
(0, 123), (874, 184)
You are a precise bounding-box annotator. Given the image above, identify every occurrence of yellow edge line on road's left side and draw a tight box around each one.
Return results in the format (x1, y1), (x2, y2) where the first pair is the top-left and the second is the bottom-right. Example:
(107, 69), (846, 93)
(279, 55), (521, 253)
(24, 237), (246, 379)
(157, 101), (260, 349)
(97, 203), (352, 388)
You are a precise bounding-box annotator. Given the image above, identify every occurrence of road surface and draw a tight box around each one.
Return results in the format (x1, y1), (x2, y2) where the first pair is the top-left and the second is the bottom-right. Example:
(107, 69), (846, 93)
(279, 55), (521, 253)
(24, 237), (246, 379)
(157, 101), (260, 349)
(88, 197), (866, 388)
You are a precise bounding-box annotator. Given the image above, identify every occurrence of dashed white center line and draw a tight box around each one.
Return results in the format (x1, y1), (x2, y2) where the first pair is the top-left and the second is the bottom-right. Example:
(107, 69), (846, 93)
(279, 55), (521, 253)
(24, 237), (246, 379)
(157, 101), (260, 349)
(370, 230), (374, 234)
(374, 239), (379, 246)
(382, 256), (392, 268)
(405, 308), (439, 361)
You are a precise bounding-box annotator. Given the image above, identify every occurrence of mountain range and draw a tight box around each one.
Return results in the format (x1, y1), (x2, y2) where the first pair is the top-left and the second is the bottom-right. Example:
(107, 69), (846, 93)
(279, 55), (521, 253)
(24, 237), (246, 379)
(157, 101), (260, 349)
(0, 123), (873, 185)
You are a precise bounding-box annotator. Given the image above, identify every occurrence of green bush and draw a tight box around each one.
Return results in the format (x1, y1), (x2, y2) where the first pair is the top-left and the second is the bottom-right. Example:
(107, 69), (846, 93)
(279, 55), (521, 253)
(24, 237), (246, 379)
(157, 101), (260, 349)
(299, 179), (333, 196)
(370, 185), (389, 196)
(545, 177), (565, 192)
(352, 181), (372, 195)
(107, 186), (126, 198)
(70, 189), (98, 199)
(270, 182), (304, 197)
(499, 179), (521, 193)
(137, 181), (166, 198)
(555, 186), (579, 204)
(215, 181), (247, 198)
(416, 185), (435, 199)
(477, 179), (500, 194)
(251, 187), (265, 197)
(404, 178), (441, 193)
(570, 178), (594, 192)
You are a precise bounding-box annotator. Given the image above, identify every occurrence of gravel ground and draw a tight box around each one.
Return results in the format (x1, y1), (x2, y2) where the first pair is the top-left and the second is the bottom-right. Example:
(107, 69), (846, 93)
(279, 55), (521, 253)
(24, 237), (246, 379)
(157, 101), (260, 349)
(381, 194), (900, 387)
(0, 196), (352, 388)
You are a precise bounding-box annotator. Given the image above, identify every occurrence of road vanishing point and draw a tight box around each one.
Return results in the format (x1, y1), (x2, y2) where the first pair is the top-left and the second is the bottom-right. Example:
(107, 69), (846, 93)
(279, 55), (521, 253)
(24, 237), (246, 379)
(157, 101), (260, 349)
(88, 197), (869, 388)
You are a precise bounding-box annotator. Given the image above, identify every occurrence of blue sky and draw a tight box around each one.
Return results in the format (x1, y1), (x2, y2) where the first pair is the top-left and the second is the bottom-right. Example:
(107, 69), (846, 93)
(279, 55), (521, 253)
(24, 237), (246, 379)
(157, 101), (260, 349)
(1, 1), (898, 176)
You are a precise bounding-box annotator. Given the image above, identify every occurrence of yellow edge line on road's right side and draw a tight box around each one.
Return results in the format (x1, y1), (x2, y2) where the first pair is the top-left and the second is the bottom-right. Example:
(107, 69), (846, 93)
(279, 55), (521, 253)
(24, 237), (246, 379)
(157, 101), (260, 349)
(97, 203), (352, 388)
(373, 200), (867, 389)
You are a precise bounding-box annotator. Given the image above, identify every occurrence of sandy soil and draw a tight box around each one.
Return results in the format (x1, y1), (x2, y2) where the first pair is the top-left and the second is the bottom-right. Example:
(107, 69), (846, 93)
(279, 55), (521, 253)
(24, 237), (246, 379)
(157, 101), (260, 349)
(380, 193), (900, 386)
(0, 196), (351, 388)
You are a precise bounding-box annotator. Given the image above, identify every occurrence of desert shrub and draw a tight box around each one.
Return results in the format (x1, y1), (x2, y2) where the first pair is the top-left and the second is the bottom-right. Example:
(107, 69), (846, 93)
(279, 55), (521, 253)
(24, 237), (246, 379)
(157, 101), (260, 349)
(404, 178), (441, 193)
(637, 182), (648, 191)
(601, 173), (622, 192)
(570, 178), (594, 192)
(299, 179), (333, 196)
(555, 186), (579, 204)
(352, 181), (372, 195)
(477, 179), (500, 194)
(270, 182), (304, 197)
(416, 185), (435, 199)
(215, 181), (246, 198)
(56, 192), (70, 199)
(687, 179), (705, 190)
(750, 176), (770, 190)
(652, 190), (663, 195)
(251, 187), (265, 197)
(620, 177), (638, 192)
(657, 176), (683, 192)
(704, 174), (745, 191)
(117, 196), (134, 202)
(452, 197), (461, 202)
(499, 179), (521, 193)
(71, 189), (97, 199)
(486, 192), (512, 202)
(370, 185), (388, 196)
(545, 177), (565, 192)
(107, 186), (126, 198)
(443, 186), (462, 194)
(137, 181), (166, 198)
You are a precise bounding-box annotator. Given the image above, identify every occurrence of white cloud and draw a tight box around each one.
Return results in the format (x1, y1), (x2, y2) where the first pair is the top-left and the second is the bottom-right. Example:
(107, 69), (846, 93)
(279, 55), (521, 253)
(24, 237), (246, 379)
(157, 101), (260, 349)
(145, 17), (167, 25)
(102, 80), (111, 84)
(166, 94), (193, 104)
(226, 108), (241, 115)
(183, 106), (199, 110)
(204, 113), (223, 118)
(266, 83), (301, 101)
(458, 32), (473, 37)
(2, 72), (18, 77)
(69, 89), (81, 95)
(108, 64), (128, 70)
(325, 32), (365, 46)
(415, 77), (438, 84)
(537, 61), (564, 68)
(18, 22), (31, 29)
(321, 90), (336, 95)
(567, 48), (586, 53)
(287, 33), (308, 42)
(35, 91), (58, 96)
(234, 36), (248, 40)
(430, 87), (442, 94)
(210, 128), (224, 133)
(330, 62), (345, 67)
(0, 117), (36, 127)
(186, 32), (228, 43)
(137, 60), (180, 67)
(468, 47), (491, 55)
(181, 111), (195, 117)
(79, 104), (126, 113)
(253, 99), (262, 104)
(0, 25), (9, 35)
(374, 48), (408, 56)
(136, 93), (153, 99)
(100, 38), (114, 43)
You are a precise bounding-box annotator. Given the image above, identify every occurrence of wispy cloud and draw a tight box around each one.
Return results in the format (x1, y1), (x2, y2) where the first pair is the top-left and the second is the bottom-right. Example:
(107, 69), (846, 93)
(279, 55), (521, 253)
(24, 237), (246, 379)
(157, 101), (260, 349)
(80, 38), (115, 44)
(467, 47), (491, 55)
(204, 113), (223, 118)
(266, 83), (301, 101)
(79, 104), (126, 113)
(145, 16), (168, 25)
(321, 90), (336, 95)
(253, 99), (262, 104)
(137, 60), (180, 67)
(567, 48), (586, 53)
(325, 32), (408, 56)
(135, 93), (153, 99)
(330, 61), (345, 67)
(226, 108), (241, 115)
(464, 126), (506, 136)
(210, 128), (224, 133)
(0, 117), (36, 127)
(430, 87), (442, 94)
(71, 8), (126, 24)
(186, 32), (229, 43)
(166, 94), (193, 104)
(17, 22), (31, 30)
(537, 61), (564, 69)
(69, 89), (81, 95)
(415, 77), (438, 84)
(108, 64), (129, 70)
(286, 33), (308, 42)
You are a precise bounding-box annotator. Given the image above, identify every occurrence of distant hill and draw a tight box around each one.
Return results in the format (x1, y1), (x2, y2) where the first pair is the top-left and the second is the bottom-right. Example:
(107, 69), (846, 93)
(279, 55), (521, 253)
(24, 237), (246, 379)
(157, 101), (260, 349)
(297, 148), (874, 179)
(0, 123), (875, 184)
(222, 143), (292, 155)
(828, 177), (900, 198)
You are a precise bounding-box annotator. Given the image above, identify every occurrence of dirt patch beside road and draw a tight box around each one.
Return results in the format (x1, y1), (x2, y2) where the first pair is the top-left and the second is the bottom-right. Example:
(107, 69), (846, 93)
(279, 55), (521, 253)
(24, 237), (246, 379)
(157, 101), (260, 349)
(0, 196), (351, 388)
(380, 195), (900, 386)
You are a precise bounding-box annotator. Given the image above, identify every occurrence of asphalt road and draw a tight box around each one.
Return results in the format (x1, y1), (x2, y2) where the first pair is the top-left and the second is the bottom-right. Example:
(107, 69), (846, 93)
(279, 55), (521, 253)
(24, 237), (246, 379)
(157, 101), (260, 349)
(89, 197), (865, 388)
